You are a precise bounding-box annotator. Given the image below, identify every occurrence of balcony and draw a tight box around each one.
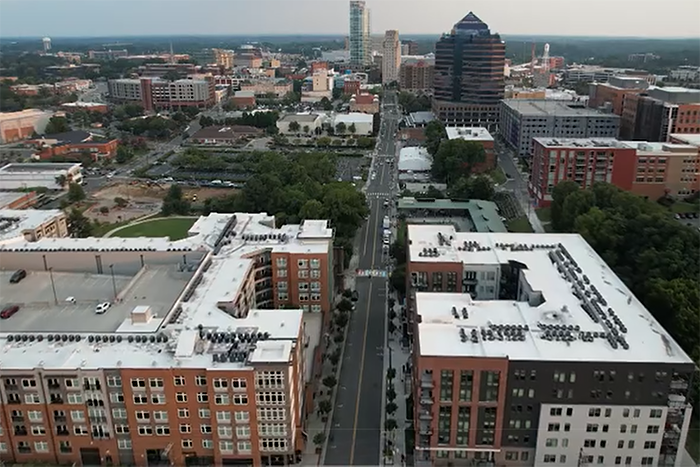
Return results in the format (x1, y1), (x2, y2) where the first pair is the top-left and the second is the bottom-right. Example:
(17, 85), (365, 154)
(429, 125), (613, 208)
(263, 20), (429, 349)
(89, 416), (108, 424)
(7, 397), (21, 405)
(4, 382), (18, 390)
(50, 394), (64, 404)
(11, 415), (24, 422)
(18, 446), (31, 454)
(57, 429), (70, 436)
(14, 428), (28, 436)
(418, 421), (433, 436)
(48, 381), (60, 389)
(670, 380), (689, 391)
(255, 269), (273, 281)
(255, 280), (273, 293)
(420, 375), (434, 389)
(83, 382), (101, 391)
(60, 446), (72, 454)
(54, 415), (67, 422)
(418, 411), (433, 421)
(420, 392), (434, 406)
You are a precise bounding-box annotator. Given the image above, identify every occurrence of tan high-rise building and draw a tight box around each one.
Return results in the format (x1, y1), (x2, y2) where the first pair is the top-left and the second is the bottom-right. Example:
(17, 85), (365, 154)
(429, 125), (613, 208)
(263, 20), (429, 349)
(212, 49), (235, 70)
(382, 30), (401, 85)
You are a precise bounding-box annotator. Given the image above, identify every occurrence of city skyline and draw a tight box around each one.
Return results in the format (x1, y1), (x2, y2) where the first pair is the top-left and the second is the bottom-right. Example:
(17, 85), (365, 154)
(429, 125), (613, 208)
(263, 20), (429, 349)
(1, 0), (699, 38)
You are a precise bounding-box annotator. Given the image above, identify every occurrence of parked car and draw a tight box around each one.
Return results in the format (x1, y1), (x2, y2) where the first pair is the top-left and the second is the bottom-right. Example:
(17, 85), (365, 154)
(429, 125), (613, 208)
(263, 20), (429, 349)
(0, 305), (20, 319)
(9, 269), (26, 284)
(95, 302), (111, 314)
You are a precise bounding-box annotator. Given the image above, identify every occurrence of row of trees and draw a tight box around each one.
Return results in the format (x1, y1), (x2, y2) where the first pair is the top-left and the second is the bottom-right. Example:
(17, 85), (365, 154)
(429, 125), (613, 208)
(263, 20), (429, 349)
(202, 152), (369, 261)
(550, 182), (700, 365)
(117, 116), (180, 139)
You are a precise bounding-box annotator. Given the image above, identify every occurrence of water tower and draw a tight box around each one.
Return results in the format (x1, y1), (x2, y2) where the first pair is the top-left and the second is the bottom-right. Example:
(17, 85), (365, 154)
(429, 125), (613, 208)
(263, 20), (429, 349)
(42, 37), (52, 53)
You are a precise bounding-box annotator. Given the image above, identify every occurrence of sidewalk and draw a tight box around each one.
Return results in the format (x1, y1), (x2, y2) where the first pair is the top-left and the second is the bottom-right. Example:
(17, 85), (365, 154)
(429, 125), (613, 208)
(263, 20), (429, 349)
(380, 290), (412, 466)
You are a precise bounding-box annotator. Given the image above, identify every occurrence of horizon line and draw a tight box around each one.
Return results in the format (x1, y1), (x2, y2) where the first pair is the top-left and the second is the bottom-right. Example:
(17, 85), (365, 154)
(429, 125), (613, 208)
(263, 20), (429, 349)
(2, 33), (700, 41)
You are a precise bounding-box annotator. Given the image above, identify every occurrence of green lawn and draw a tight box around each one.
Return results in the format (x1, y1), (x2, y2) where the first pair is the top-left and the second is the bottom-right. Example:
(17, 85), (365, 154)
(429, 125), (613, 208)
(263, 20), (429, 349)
(507, 216), (534, 233)
(111, 217), (197, 240)
(488, 167), (507, 185)
(669, 201), (699, 214)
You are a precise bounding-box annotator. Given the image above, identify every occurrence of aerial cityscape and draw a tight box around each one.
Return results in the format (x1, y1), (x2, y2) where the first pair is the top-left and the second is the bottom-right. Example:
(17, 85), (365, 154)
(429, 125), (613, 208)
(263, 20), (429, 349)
(0, 1), (698, 467)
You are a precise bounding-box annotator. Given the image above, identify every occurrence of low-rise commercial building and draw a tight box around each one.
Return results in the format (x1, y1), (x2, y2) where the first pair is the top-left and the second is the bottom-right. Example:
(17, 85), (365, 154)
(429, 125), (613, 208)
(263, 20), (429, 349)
(28, 131), (119, 161)
(445, 127), (496, 173)
(88, 49), (128, 60)
(406, 225), (694, 467)
(0, 213), (335, 467)
(349, 92), (379, 114)
(0, 208), (68, 243)
(398, 198), (505, 233)
(276, 114), (324, 135)
(332, 113), (373, 136)
(0, 110), (53, 144)
(190, 125), (263, 145)
(0, 162), (82, 191)
(399, 147), (432, 174)
(61, 102), (109, 114)
(529, 137), (700, 207)
(231, 91), (256, 109)
(239, 80), (292, 98)
(137, 63), (197, 77)
(499, 100), (620, 158)
(0, 191), (41, 210)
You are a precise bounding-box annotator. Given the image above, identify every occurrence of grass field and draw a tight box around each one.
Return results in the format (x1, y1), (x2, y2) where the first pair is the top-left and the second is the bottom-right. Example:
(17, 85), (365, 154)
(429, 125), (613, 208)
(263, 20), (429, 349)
(111, 217), (197, 240)
(506, 216), (535, 233)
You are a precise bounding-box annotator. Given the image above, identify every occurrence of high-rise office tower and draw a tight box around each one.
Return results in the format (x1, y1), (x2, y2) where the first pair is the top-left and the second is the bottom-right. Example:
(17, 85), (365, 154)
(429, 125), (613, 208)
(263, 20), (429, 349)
(382, 30), (401, 84)
(432, 12), (505, 131)
(349, 1), (371, 67)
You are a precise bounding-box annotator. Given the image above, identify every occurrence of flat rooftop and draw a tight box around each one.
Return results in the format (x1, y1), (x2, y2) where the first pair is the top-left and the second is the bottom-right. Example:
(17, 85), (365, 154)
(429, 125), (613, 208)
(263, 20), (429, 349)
(502, 99), (620, 118)
(399, 198), (506, 233)
(0, 267), (189, 333)
(533, 137), (620, 148)
(409, 225), (693, 365)
(0, 192), (31, 208)
(191, 125), (263, 139)
(0, 209), (64, 243)
(0, 213), (333, 371)
(446, 127), (494, 142)
(0, 163), (81, 174)
(278, 113), (321, 123)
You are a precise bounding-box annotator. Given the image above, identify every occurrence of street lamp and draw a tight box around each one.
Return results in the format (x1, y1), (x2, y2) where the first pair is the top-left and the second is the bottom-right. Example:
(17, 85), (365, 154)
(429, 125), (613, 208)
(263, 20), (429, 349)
(48, 267), (58, 305)
(109, 265), (117, 301)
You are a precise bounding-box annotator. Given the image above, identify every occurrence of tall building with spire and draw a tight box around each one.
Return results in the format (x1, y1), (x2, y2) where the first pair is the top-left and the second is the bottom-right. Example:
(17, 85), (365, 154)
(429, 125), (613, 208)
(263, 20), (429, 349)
(432, 12), (506, 131)
(349, 0), (371, 67)
(382, 30), (401, 84)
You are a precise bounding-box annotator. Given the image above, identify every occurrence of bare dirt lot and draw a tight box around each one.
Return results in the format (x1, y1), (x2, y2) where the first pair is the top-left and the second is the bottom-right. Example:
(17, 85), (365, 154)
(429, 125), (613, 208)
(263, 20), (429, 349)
(181, 187), (238, 201)
(84, 183), (237, 223)
(85, 183), (163, 223)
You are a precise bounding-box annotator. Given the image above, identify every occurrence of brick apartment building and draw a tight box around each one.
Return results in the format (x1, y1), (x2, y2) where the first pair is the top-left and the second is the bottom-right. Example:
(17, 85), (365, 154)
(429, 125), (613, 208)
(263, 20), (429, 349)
(528, 137), (700, 207)
(0, 213), (335, 467)
(108, 77), (216, 112)
(399, 61), (434, 94)
(405, 225), (694, 467)
(588, 76), (649, 116)
(620, 87), (700, 141)
(28, 131), (118, 162)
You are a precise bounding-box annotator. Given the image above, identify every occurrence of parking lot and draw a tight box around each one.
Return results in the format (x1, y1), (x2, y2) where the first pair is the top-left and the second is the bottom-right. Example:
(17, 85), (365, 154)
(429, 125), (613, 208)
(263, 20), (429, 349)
(0, 267), (190, 333)
(336, 156), (368, 182)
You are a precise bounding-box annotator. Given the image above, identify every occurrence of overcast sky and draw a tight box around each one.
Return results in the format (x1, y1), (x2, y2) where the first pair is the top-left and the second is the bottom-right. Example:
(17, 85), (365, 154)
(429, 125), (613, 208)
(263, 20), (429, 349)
(1, 0), (699, 38)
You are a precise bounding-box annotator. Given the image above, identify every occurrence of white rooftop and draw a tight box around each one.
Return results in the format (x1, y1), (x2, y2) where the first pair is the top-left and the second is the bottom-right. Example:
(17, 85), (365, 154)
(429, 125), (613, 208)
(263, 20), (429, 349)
(0, 212), (333, 371)
(333, 112), (374, 124)
(399, 147), (432, 172)
(0, 209), (64, 243)
(410, 225), (693, 365)
(445, 127), (494, 142)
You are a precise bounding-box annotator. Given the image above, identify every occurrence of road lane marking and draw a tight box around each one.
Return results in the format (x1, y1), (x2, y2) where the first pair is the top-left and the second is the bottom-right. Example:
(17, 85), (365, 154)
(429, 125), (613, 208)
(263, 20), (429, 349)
(349, 180), (382, 465)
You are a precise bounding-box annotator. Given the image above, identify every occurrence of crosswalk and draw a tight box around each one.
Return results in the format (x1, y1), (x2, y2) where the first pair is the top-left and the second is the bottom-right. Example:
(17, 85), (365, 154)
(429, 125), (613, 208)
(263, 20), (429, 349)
(367, 192), (392, 198)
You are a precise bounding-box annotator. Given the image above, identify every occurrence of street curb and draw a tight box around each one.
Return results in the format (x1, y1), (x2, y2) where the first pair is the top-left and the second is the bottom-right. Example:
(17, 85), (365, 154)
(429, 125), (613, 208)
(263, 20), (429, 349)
(379, 280), (390, 465)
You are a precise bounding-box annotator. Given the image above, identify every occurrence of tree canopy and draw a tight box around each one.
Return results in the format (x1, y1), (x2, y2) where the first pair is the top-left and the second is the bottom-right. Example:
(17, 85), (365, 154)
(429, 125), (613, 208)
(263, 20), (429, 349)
(549, 182), (700, 365)
(431, 139), (486, 185)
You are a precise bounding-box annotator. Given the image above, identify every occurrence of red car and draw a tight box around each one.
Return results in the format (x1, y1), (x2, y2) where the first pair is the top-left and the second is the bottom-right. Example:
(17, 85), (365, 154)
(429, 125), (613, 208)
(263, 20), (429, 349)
(0, 305), (19, 319)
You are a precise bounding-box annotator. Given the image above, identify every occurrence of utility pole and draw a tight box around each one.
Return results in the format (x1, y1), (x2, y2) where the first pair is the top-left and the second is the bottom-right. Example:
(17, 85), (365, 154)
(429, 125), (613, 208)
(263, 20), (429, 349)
(48, 268), (58, 305)
(109, 265), (117, 301)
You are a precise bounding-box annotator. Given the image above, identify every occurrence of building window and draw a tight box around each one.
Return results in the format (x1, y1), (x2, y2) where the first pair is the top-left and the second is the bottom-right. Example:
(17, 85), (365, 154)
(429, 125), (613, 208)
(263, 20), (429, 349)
(310, 259), (321, 269)
(135, 411), (150, 421)
(234, 394), (249, 405)
(219, 441), (234, 453)
(195, 375), (207, 386)
(138, 426), (153, 436)
(276, 258), (287, 268)
(197, 392), (209, 403)
(107, 376), (122, 387)
(238, 441), (252, 453)
(458, 371), (473, 402)
(214, 394), (230, 405)
(180, 424), (191, 434)
(151, 393), (166, 405)
(202, 439), (213, 449)
(155, 425), (170, 436)
(298, 259), (308, 269)
(176, 392), (187, 403)
(201, 425), (212, 434)
(153, 411), (168, 421)
(149, 378), (164, 389)
(216, 411), (232, 423)
(182, 439), (193, 449)
(110, 409), (125, 420)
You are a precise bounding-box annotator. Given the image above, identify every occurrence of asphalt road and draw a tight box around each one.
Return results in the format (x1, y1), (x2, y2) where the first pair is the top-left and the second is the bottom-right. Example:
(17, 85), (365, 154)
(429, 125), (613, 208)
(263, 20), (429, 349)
(325, 91), (400, 466)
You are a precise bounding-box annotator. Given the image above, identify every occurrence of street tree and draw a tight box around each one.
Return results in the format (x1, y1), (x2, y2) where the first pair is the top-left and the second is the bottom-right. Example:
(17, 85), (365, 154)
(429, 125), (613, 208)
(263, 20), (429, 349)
(303, 125), (310, 134)
(348, 123), (357, 134)
(337, 298), (353, 313)
(385, 402), (398, 415)
(288, 121), (301, 133)
(431, 139), (486, 184)
(67, 182), (86, 203)
(424, 120), (446, 156)
(384, 419), (398, 432)
(318, 399), (332, 415)
(161, 184), (190, 216)
(67, 208), (93, 238)
(335, 122), (346, 134)
(322, 375), (337, 390)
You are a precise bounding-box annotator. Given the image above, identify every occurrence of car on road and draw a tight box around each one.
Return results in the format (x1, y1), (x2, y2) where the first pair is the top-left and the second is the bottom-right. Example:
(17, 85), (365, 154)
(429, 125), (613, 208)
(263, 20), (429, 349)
(9, 269), (26, 284)
(0, 305), (20, 319)
(95, 302), (111, 314)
